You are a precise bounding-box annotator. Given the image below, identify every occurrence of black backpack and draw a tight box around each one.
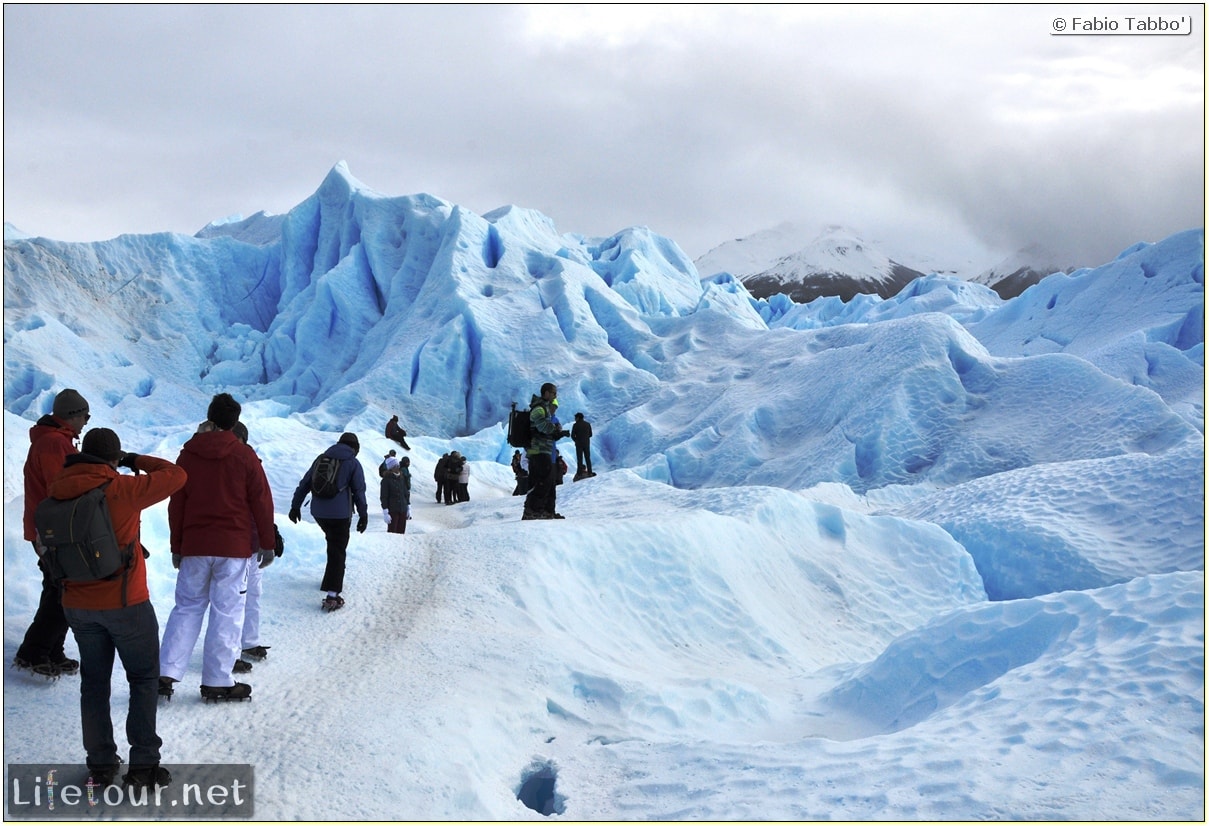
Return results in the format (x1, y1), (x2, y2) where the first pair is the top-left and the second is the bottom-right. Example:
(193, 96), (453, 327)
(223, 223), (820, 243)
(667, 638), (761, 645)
(507, 403), (532, 449)
(310, 454), (343, 499)
(35, 482), (135, 584)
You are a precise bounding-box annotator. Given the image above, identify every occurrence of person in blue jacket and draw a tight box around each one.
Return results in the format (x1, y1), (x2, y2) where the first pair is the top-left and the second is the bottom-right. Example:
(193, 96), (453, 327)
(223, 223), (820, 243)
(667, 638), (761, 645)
(288, 433), (368, 612)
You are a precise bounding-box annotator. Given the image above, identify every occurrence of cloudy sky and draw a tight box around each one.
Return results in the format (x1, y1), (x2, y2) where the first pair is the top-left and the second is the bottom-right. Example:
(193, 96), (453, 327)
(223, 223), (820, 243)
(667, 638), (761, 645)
(3, 4), (1204, 268)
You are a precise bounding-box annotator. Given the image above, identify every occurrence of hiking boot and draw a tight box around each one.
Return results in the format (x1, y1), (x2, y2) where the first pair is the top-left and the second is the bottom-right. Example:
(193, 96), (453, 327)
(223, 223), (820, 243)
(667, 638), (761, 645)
(158, 676), (177, 701)
(233, 659), (252, 674)
(242, 645), (270, 661)
(548, 512), (565, 519)
(14, 655), (62, 679)
(88, 760), (122, 788)
(521, 509), (546, 521)
(51, 655), (79, 675)
(321, 595), (345, 612)
(200, 682), (252, 702)
(122, 765), (171, 791)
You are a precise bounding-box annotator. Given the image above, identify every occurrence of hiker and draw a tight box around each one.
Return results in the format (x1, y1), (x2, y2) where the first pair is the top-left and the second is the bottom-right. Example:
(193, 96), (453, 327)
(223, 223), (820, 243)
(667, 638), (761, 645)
(572, 412), (595, 480)
(380, 455), (410, 534)
(16, 389), (91, 679)
(511, 450), (529, 496)
(434, 453), (449, 503)
(53, 426), (186, 791)
(161, 394), (276, 704)
(522, 382), (570, 520)
(456, 453), (471, 503)
(232, 422), (283, 671)
(385, 415), (411, 450)
(443, 452), (464, 505)
(288, 432), (368, 612)
(378, 449), (397, 478)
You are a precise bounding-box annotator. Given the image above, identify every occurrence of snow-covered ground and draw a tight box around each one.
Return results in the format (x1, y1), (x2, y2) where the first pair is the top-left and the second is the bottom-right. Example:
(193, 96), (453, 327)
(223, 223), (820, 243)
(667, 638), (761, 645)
(3, 166), (1203, 819)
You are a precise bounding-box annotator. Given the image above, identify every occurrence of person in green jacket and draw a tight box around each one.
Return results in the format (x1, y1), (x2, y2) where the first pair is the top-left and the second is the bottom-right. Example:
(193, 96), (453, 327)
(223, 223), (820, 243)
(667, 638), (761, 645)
(522, 383), (570, 520)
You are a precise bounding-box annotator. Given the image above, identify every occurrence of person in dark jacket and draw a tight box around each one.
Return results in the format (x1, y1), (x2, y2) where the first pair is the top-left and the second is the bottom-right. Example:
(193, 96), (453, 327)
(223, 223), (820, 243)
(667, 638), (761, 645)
(434, 453), (449, 503)
(54, 426), (186, 790)
(289, 432), (368, 612)
(380, 456), (410, 534)
(571, 412), (594, 480)
(161, 394), (275, 702)
(385, 415), (410, 450)
(523, 383), (570, 520)
(17, 388), (91, 678)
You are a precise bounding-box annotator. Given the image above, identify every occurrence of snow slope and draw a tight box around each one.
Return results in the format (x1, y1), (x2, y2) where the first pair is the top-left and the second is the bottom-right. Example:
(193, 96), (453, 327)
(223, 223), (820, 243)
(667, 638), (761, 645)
(3, 164), (1203, 820)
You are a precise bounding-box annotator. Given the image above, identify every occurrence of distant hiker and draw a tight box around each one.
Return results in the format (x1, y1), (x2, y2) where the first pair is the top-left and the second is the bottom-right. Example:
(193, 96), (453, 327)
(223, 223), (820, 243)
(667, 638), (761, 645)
(54, 426), (186, 791)
(289, 432), (368, 612)
(572, 412), (595, 480)
(385, 415), (411, 450)
(380, 455), (411, 534)
(378, 449), (397, 478)
(232, 422), (283, 671)
(456, 453), (471, 503)
(161, 394), (275, 704)
(443, 451), (465, 504)
(434, 453), (449, 503)
(522, 382), (570, 520)
(16, 388), (91, 679)
(511, 450), (529, 496)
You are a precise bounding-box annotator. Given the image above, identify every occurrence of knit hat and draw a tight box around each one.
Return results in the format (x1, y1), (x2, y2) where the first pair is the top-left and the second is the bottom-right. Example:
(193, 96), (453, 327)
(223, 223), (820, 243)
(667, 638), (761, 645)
(53, 389), (90, 419)
(338, 432), (360, 454)
(384, 456), (400, 471)
(82, 427), (122, 461)
(207, 393), (241, 431)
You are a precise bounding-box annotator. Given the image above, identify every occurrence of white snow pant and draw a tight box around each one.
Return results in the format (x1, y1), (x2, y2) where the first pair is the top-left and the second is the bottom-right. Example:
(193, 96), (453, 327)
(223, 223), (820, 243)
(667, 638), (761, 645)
(159, 555), (251, 688)
(241, 558), (263, 649)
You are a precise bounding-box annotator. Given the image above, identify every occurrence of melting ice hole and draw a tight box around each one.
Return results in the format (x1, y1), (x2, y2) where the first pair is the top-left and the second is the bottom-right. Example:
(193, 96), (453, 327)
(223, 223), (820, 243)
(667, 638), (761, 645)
(517, 763), (565, 816)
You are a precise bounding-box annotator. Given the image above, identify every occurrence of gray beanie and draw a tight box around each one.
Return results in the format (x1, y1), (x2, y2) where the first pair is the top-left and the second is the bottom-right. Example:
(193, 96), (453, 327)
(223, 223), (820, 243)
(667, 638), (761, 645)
(53, 389), (90, 419)
(82, 427), (122, 461)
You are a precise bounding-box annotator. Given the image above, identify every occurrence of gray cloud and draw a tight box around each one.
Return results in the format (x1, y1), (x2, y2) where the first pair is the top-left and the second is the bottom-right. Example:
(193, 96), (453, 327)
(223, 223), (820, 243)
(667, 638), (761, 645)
(3, 4), (1203, 269)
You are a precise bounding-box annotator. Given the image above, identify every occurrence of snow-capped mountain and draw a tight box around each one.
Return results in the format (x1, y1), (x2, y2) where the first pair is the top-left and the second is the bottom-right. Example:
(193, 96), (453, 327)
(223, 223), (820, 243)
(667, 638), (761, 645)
(696, 224), (1079, 302)
(971, 243), (1079, 299)
(698, 225), (927, 303)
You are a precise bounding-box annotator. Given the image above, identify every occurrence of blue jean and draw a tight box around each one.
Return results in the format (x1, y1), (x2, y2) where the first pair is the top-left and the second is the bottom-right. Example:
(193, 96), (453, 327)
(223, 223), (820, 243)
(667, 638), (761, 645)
(63, 601), (162, 771)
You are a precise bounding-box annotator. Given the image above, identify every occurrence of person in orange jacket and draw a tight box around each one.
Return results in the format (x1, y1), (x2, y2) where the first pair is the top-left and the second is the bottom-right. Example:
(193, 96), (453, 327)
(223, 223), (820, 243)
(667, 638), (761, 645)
(50, 426), (187, 791)
(16, 388), (91, 677)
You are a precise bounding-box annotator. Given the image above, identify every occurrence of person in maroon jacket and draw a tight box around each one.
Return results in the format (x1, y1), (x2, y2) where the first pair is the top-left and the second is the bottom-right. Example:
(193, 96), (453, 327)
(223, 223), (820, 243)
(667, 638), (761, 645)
(160, 394), (276, 703)
(15, 388), (91, 677)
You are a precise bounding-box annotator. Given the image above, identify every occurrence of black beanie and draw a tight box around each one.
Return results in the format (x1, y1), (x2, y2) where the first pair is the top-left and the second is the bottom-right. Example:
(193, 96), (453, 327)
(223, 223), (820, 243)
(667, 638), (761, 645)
(338, 432), (360, 454)
(207, 393), (241, 431)
(82, 427), (122, 461)
(53, 389), (90, 419)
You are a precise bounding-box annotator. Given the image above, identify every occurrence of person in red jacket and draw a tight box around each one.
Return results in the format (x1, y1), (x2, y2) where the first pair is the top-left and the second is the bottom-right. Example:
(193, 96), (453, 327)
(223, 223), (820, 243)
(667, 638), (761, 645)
(16, 388), (91, 678)
(52, 426), (186, 791)
(160, 394), (276, 703)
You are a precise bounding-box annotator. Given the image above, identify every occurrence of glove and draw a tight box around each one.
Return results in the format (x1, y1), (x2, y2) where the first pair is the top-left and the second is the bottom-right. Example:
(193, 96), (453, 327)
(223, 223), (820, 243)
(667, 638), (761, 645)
(288, 507), (301, 524)
(172, 553), (181, 570)
(383, 511), (391, 525)
(118, 452), (140, 471)
(356, 513), (368, 533)
(274, 524), (285, 558)
(257, 547), (275, 569)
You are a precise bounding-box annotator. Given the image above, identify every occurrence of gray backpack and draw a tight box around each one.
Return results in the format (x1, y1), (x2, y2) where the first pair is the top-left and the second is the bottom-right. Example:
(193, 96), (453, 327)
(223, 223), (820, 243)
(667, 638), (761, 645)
(35, 482), (134, 583)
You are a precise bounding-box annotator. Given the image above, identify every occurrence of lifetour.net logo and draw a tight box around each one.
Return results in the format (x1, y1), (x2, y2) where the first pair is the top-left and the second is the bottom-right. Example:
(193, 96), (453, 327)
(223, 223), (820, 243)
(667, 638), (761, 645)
(6, 764), (254, 819)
